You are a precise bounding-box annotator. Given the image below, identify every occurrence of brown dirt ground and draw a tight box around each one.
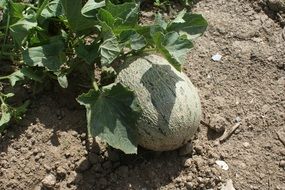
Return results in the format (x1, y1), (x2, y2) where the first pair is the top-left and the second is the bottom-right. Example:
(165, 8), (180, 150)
(1, 0), (285, 189)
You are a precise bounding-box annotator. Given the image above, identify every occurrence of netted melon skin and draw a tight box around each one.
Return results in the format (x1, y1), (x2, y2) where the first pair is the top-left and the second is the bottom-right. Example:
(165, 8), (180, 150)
(116, 54), (202, 151)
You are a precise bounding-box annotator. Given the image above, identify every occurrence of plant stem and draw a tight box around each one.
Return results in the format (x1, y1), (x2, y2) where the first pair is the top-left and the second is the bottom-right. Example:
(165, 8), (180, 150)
(1, 7), (11, 56)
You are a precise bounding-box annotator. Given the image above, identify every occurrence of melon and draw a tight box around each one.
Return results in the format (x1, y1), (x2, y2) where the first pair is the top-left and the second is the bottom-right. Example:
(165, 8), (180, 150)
(116, 54), (202, 151)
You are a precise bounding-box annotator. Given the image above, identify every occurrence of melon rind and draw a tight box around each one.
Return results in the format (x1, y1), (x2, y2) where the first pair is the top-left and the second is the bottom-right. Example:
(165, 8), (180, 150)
(116, 54), (202, 151)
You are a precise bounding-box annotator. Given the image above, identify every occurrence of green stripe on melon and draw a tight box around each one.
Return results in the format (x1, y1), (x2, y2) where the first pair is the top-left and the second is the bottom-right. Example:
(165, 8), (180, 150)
(116, 54), (201, 151)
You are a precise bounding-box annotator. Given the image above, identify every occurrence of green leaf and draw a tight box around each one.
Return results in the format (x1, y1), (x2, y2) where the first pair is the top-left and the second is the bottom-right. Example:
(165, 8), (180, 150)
(154, 13), (167, 30)
(99, 37), (121, 65)
(8, 2), (26, 24)
(10, 17), (37, 45)
(0, 0), (8, 8)
(119, 30), (146, 51)
(97, 8), (116, 28)
(41, 0), (63, 19)
(22, 40), (66, 71)
(61, 0), (96, 32)
(77, 83), (141, 154)
(130, 33), (146, 51)
(153, 32), (193, 71)
(105, 1), (139, 26)
(81, 0), (105, 18)
(20, 67), (44, 82)
(75, 41), (99, 64)
(167, 12), (208, 40)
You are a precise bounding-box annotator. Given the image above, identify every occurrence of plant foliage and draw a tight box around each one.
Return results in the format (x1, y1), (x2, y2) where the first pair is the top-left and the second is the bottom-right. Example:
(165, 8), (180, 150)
(0, 0), (207, 153)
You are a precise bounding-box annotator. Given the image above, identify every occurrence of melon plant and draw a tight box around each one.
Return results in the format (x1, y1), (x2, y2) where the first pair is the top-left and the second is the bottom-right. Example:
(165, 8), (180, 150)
(0, 0), (207, 153)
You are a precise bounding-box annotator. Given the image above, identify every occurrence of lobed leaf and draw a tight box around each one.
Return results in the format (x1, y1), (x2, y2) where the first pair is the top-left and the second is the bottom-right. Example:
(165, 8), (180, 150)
(77, 83), (141, 154)
(81, 0), (106, 18)
(167, 12), (208, 40)
(153, 31), (193, 71)
(22, 40), (66, 71)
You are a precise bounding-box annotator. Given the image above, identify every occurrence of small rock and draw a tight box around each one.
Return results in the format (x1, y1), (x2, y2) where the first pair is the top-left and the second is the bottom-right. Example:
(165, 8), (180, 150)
(35, 154), (41, 161)
(57, 166), (67, 177)
(179, 142), (193, 156)
(42, 174), (56, 188)
(64, 152), (71, 158)
(194, 145), (203, 155)
(212, 53), (222, 62)
(242, 142), (250, 148)
(80, 133), (87, 139)
(216, 160), (229, 170)
(210, 114), (226, 133)
(70, 131), (78, 137)
(183, 158), (192, 167)
(221, 179), (235, 190)
(67, 171), (83, 185)
(234, 116), (241, 123)
(44, 164), (52, 172)
(279, 160), (285, 167)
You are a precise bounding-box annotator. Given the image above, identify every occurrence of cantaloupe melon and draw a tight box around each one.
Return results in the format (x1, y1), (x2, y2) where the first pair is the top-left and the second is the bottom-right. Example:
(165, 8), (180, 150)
(116, 54), (201, 151)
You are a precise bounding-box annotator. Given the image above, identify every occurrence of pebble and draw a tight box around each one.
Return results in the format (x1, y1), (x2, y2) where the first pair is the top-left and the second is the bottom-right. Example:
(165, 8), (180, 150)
(221, 179), (235, 190)
(64, 152), (71, 158)
(42, 174), (56, 188)
(57, 166), (67, 177)
(242, 142), (250, 148)
(70, 131), (78, 137)
(194, 145), (203, 155)
(183, 158), (192, 167)
(44, 164), (52, 172)
(212, 53), (222, 61)
(279, 160), (285, 167)
(216, 160), (229, 171)
(80, 133), (87, 139)
(67, 171), (82, 185)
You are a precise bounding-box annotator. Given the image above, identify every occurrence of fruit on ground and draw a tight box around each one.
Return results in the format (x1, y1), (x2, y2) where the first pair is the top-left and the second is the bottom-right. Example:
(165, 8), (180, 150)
(116, 54), (202, 151)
